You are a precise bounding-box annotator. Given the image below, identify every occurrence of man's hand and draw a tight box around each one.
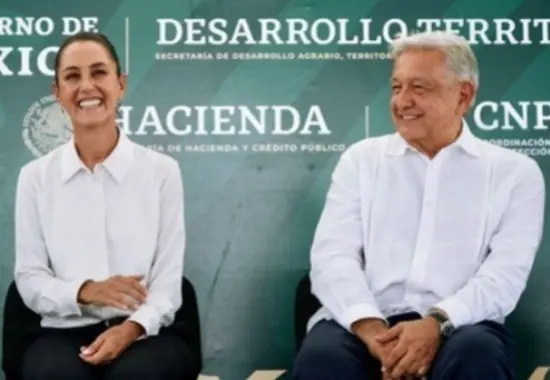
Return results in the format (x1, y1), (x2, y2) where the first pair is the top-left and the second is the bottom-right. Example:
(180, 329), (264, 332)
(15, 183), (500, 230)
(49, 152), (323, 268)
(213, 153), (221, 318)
(368, 337), (400, 380)
(375, 318), (441, 378)
(79, 321), (144, 365)
(78, 275), (147, 310)
(351, 319), (399, 380)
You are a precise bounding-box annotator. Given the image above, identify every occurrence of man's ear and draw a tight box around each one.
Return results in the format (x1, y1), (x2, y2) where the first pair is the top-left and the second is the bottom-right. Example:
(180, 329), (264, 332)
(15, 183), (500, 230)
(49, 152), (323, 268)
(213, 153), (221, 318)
(459, 81), (476, 112)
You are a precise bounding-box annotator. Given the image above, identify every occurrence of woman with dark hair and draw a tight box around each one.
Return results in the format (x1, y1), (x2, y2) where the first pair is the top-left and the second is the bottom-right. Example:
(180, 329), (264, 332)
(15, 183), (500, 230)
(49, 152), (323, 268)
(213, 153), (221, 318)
(14, 32), (194, 380)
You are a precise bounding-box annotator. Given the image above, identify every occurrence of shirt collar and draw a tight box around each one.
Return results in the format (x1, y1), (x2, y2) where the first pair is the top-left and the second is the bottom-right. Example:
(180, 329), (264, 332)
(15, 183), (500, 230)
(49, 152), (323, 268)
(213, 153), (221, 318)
(386, 120), (480, 158)
(61, 129), (134, 184)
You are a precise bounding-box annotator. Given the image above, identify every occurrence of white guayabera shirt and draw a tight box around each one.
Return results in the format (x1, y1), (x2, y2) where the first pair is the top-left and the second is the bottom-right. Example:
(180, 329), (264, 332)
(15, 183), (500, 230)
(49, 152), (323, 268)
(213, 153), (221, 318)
(308, 123), (545, 332)
(14, 131), (186, 337)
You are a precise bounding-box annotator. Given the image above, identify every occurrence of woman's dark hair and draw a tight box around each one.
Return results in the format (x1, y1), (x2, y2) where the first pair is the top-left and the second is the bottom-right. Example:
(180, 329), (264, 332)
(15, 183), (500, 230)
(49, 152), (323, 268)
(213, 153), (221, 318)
(54, 32), (121, 84)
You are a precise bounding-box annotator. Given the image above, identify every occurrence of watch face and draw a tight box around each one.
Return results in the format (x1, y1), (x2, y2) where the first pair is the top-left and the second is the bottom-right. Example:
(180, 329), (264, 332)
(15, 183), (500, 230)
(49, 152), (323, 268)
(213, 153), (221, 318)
(441, 321), (454, 337)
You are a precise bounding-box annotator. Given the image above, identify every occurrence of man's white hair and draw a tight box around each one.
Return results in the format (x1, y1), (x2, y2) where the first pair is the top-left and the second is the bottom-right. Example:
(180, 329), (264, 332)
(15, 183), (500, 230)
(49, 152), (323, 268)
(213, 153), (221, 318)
(389, 30), (479, 92)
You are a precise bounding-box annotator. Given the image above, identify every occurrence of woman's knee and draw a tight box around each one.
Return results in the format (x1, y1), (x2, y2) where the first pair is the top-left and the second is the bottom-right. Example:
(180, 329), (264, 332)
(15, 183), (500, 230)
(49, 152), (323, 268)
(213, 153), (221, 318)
(104, 334), (195, 380)
(21, 336), (96, 380)
(22, 365), (94, 380)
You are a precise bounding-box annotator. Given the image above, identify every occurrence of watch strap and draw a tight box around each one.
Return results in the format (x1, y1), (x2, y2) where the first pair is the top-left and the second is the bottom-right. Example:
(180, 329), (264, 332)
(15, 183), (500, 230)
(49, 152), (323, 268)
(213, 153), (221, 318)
(428, 309), (448, 323)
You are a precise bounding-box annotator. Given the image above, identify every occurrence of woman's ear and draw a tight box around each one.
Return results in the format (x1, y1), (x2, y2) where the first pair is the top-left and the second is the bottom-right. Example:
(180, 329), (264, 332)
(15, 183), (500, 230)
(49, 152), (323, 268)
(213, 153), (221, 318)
(118, 73), (128, 98)
(51, 81), (60, 100)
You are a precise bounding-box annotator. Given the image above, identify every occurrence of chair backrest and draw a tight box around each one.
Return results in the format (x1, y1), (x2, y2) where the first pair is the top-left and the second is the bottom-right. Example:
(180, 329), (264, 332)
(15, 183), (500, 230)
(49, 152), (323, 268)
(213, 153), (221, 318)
(294, 274), (321, 349)
(1, 277), (202, 380)
(2, 281), (41, 380)
(175, 277), (203, 373)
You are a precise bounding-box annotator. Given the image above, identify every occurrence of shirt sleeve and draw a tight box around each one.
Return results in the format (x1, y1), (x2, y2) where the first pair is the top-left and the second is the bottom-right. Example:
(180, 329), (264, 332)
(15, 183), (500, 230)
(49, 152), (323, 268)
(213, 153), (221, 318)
(434, 157), (545, 328)
(14, 166), (86, 318)
(310, 147), (386, 331)
(128, 159), (186, 336)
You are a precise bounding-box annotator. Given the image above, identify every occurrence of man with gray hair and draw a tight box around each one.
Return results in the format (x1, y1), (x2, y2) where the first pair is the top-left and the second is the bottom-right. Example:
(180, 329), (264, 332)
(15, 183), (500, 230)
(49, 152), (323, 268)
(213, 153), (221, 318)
(292, 30), (545, 380)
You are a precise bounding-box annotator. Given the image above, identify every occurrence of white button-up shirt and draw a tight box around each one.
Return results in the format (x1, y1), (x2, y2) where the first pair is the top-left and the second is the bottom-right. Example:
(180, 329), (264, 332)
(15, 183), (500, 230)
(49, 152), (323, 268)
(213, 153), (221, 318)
(14, 131), (185, 336)
(308, 124), (545, 332)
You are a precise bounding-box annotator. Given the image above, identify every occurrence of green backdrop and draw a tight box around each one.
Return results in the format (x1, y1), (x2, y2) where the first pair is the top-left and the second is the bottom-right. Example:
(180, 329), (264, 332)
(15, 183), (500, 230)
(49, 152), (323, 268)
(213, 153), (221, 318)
(1, 0), (550, 379)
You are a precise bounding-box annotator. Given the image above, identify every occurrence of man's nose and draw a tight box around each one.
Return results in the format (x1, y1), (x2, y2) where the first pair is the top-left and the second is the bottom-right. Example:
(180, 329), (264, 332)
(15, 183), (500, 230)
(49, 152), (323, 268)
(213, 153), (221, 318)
(394, 88), (415, 108)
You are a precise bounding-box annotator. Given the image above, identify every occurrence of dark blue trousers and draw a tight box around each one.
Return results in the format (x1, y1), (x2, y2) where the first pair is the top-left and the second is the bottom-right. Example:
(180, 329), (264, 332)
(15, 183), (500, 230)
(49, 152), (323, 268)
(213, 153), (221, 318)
(292, 312), (515, 380)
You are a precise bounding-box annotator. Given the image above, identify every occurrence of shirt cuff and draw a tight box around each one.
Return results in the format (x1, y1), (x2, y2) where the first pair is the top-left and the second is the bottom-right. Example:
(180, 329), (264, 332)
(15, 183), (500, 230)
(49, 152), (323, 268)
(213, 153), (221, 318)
(433, 297), (472, 329)
(128, 306), (161, 337)
(340, 303), (387, 331)
(59, 279), (86, 317)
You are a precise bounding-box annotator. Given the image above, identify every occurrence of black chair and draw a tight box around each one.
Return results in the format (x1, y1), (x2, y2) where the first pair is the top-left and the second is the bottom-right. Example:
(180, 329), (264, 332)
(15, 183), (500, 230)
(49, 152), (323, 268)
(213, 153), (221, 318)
(2, 277), (203, 380)
(294, 274), (322, 350)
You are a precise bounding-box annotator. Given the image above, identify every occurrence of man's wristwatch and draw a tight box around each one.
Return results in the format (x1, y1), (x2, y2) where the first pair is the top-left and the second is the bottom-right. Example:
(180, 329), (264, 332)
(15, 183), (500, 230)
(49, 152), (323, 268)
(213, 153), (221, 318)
(427, 309), (455, 339)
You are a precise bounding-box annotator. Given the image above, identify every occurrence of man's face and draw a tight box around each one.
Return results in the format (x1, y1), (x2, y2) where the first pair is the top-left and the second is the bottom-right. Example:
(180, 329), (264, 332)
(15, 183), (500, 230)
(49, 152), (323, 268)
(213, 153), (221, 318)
(390, 48), (474, 142)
